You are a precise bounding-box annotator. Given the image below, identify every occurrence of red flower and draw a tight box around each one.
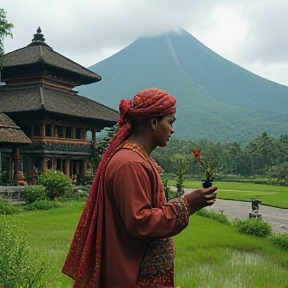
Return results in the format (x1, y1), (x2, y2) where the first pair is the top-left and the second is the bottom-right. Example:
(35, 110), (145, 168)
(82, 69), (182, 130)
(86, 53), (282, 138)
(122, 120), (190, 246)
(192, 149), (201, 158)
(192, 147), (222, 182)
(192, 149), (204, 168)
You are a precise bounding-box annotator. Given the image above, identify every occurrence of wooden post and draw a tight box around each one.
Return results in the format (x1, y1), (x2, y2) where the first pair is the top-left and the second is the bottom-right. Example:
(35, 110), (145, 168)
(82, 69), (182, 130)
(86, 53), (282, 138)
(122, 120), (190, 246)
(12, 147), (20, 186)
(51, 124), (55, 137)
(0, 151), (2, 174)
(52, 158), (57, 170)
(76, 161), (80, 175)
(41, 123), (45, 137)
(82, 160), (87, 177)
(72, 127), (76, 139)
(92, 127), (96, 148)
(41, 158), (48, 173)
(65, 158), (70, 176)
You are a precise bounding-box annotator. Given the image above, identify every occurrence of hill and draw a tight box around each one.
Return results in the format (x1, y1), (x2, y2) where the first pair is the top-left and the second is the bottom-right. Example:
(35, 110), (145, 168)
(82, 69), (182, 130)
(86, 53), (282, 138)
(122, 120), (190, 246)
(78, 29), (288, 143)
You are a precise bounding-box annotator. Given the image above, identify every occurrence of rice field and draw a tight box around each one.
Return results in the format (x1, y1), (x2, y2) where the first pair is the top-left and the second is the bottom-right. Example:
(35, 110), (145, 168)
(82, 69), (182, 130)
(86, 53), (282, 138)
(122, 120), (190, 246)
(1, 181), (288, 287)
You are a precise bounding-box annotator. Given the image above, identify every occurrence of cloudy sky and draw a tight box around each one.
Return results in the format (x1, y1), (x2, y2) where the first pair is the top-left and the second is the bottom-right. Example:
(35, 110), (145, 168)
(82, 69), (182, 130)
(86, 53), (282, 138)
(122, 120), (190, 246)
(1, 0), (288, 86)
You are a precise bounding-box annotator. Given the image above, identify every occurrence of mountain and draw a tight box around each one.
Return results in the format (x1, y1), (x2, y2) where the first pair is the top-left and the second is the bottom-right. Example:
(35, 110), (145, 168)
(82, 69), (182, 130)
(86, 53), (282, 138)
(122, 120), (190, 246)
(77, 29), (288, 143)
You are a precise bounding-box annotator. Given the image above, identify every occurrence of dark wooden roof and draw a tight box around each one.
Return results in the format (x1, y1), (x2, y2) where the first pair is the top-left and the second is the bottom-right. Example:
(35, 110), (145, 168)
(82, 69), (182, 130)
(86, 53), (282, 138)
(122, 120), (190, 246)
(0, 85), (119, 124)
(2, 28), (101, 85)
(0, 113), (32, 144)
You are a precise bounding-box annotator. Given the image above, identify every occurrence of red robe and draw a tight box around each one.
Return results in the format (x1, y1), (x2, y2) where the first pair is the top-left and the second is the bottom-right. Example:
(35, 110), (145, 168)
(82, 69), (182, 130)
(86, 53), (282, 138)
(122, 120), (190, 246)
(100, 142), (190, 287)
(64, 141), (190, 288)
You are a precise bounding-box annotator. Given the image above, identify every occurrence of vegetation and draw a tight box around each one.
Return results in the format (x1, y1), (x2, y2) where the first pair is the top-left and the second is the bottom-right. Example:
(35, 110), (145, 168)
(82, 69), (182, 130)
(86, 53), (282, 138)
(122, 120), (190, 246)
(174, 215), (288, 288)
(233, 218), (272, 238)
(24, 199), (63, 211)
(0, 8), (13, 67)
(171, 154), (189, 196)
(39, 170), (72, 200)
(153, 133), (288, 187)
(23, 185), (46, 204)
(0, 201), (287, 288)
(0, 218), (45, 288)
(270, 232), (288, 250)
(0, 197), (19, 214)
(180, 181), (288, 209)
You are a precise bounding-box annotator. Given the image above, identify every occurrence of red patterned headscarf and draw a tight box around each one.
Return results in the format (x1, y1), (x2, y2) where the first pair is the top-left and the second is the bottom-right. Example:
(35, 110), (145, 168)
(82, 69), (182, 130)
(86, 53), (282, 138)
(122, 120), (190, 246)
(62, 88), (176, 287)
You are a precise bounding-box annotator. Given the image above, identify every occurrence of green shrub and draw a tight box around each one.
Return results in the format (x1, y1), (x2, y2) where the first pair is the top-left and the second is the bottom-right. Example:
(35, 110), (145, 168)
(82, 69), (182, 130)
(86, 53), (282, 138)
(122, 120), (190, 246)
(196, 209), (230, 225)
(79, 175), (94, 185)
(162, 177), (173, 201)
(0, 171), (10, 183)
(24, 199), (62, 211)
(0, 197), (19, 215)
(233, 218), (272, 238)
(39, 170), (71, 200)
(65, 186), (89, 200)
(23, 185), (46, 204)
(270, 232), (288, 250)
(0, 219), (45, 287)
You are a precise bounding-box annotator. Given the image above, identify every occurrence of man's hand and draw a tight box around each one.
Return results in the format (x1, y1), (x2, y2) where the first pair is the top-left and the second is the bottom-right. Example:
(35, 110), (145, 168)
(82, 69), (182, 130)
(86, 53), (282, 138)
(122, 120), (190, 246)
(184, 186), (217, 215)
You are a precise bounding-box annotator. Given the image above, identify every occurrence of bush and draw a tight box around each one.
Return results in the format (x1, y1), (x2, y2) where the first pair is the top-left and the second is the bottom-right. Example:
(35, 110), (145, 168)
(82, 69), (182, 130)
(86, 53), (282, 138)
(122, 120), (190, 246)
(23, 185), (46, 204)
(39, 170), (71, 200)
(196, 209), (230, 225)
(0, 219), (45, 287)
(65, 186), (89, 200)
(24, 199), (62, 211)
(270, 232), (288, 250)
(233, 218), (272, 238)
(78, 175), (94, 185)
(0, 197), (19, 215)
(0, 171), (10, 183)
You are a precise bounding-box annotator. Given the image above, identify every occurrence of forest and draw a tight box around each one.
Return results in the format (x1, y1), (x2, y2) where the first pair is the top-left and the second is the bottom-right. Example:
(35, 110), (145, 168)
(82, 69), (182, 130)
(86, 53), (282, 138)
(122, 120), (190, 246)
(150, 132), (288, 186)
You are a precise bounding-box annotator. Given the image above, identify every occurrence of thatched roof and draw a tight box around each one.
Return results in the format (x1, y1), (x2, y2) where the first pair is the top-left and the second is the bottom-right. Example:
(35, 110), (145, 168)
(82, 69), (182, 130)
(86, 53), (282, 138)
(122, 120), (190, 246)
(0, 113), (32, 144)
(0, 85), (119, 124)
(1, 27), (101, 85)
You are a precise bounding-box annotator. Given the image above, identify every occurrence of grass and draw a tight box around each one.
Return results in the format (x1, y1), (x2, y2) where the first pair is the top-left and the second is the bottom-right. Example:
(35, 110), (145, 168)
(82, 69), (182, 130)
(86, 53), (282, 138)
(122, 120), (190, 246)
(174, 180), (288, 209)
(174, 215), (288, 288)
(1, 199), (288, 287)
(2, 201), (85, 288)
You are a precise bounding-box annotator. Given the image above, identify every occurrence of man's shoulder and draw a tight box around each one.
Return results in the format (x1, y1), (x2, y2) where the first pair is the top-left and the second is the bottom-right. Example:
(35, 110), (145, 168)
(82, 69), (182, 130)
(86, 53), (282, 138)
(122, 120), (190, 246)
(111, 148), (148, 165)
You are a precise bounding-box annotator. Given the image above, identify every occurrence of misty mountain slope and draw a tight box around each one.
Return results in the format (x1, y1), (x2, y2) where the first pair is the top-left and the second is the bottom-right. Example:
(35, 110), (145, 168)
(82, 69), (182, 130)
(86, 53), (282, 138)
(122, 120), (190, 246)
(78, 29), (288, 143)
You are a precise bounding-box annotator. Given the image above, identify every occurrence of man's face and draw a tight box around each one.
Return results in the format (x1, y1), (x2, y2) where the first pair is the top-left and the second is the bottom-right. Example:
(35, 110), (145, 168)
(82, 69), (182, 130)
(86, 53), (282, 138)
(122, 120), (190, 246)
(153, 113), (175, 147)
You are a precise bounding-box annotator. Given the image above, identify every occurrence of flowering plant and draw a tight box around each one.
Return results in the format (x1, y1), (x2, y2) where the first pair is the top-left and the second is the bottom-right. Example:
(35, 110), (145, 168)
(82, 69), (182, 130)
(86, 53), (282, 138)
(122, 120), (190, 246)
(192, 148), (222, 187)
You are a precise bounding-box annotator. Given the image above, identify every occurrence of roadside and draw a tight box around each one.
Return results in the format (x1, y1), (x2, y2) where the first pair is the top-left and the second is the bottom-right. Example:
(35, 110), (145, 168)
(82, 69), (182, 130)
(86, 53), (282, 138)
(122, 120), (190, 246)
(183, 188), (288, 233)
(208, 198), (288, 233)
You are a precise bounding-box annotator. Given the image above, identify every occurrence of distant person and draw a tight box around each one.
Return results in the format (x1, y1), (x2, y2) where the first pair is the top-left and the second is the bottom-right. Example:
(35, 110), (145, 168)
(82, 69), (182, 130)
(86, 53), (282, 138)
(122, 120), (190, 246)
(62, 88), (217, 288)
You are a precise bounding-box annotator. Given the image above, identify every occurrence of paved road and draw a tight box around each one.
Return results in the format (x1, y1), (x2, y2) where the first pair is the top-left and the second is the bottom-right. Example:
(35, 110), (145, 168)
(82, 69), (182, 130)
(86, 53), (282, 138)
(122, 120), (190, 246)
(182, 189), (288, 233)
(207, 198), (288, 233)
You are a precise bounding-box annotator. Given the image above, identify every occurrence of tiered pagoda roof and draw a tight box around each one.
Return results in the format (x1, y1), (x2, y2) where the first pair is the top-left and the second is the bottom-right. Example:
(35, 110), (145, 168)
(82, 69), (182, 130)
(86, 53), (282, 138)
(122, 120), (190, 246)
(0, 28), (119, 127)
(0, 113), (32, 145)
(0, 85), (118, 123)
(2, 27), (101, 86)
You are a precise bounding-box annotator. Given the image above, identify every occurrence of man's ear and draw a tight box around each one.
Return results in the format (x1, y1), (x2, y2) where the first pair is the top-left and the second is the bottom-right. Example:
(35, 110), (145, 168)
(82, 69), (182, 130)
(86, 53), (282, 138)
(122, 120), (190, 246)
(149, 117), (157, 130)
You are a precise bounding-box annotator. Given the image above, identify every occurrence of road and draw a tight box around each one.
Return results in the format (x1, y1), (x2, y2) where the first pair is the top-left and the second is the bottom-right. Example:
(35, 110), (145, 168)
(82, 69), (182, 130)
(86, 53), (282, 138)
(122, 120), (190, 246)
(207, 198), (288, 233)
(182, 188), (288, 233)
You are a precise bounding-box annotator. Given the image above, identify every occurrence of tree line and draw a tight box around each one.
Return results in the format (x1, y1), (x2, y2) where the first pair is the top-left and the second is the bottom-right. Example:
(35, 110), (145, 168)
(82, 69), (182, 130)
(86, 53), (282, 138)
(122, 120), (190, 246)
(151, 132), (288, 186)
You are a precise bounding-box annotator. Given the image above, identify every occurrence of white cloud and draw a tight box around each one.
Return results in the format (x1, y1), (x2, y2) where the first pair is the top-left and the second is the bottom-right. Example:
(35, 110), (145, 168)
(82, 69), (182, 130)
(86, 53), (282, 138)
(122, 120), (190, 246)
(1, 0), (288, 85)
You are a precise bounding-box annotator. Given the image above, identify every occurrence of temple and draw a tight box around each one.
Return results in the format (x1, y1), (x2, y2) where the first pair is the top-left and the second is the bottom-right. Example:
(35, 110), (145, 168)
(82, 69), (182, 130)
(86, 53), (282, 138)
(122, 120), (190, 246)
(0, 27), (119, 184)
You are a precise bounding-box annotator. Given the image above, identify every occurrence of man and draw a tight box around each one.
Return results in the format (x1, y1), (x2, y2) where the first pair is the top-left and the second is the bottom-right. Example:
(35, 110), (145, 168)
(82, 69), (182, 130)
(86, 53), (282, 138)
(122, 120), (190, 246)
(62, 88), (217, 288)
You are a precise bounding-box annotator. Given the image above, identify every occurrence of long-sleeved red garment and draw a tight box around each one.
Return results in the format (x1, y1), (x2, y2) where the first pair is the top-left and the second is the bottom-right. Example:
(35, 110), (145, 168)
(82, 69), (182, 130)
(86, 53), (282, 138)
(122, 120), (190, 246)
(100, 142), (190, 287)
(63, 141), (190, 288)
